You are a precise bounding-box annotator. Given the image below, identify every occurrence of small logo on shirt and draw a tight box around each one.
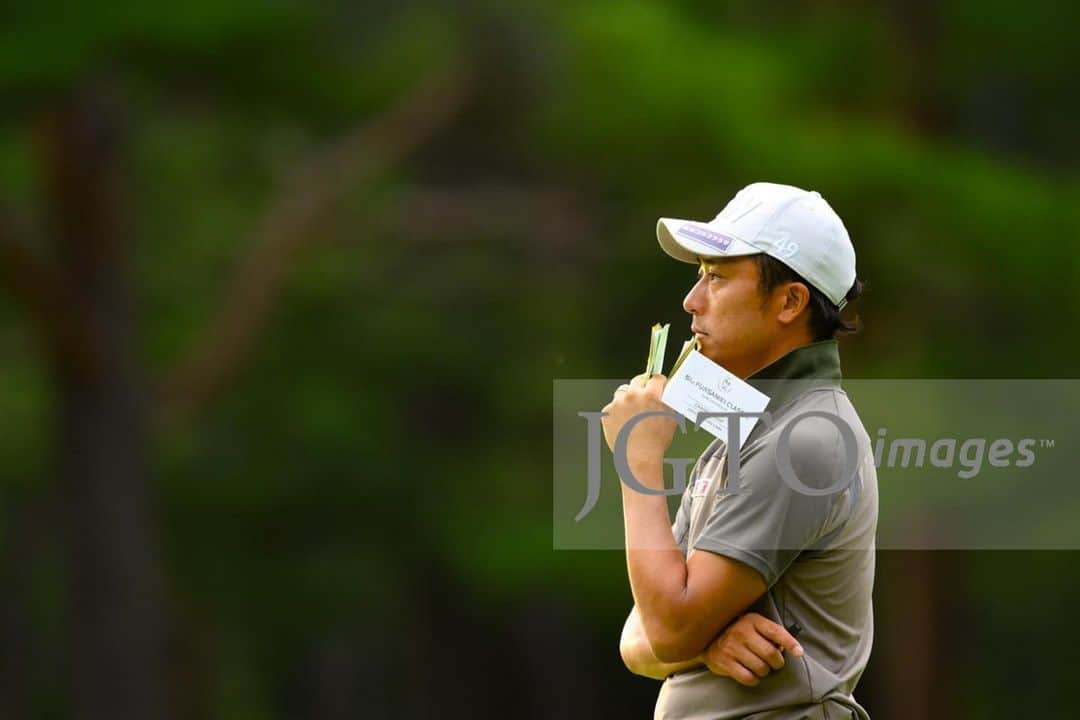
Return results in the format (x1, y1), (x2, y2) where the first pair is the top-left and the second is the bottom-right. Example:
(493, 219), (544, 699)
(691, 475), (711, 498)
(690, 456), (723, 498)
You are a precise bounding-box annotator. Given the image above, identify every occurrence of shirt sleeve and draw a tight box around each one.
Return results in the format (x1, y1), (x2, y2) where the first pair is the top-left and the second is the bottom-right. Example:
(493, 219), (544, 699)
(691, 414), (852, 586)
(672, 437), (726, 557)
(671, 485), (692, 557)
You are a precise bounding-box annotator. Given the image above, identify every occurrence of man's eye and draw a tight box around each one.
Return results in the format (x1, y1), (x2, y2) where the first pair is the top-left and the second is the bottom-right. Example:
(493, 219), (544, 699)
(708, 272), (721, 281)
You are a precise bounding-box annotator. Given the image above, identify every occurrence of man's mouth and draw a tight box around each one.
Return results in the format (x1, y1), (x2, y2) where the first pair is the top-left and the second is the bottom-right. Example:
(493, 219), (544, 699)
(691, 325), (708, 336)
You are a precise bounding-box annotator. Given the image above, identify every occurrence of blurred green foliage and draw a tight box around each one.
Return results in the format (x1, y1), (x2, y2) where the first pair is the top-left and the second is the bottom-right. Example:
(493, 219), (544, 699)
(1, 1), (1079, 717)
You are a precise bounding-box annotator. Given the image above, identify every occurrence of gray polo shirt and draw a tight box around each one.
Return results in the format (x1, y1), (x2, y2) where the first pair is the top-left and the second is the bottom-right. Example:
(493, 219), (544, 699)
(656, 340), (878, 720)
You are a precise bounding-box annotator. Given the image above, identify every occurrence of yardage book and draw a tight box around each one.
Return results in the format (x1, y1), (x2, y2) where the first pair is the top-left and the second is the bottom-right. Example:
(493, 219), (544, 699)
(644, 324), (770, 447)
(645, 323), (698, 378)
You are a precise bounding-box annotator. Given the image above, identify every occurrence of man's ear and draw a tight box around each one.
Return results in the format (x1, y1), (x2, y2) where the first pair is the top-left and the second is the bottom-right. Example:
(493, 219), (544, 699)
(776, 282), (811, 326)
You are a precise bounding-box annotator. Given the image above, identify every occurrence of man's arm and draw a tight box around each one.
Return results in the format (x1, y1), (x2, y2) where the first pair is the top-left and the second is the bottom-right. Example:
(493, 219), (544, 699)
(620, 606), (805, 685)
(621, 468), (767, 661)
(619, 605), (704, 680)
(602, 374), (767, 663)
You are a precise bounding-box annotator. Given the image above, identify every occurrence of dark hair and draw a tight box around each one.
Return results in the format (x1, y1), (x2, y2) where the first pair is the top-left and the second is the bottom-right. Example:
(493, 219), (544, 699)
(753, 254), (864, 341)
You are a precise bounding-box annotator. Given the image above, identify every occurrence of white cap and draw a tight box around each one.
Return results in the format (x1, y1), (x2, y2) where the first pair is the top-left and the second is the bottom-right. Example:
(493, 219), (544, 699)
(657, 182), (856, 308)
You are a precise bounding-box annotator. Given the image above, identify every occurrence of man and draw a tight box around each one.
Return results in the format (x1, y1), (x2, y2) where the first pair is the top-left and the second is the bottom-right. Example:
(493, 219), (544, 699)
(601, 182), (877, 719)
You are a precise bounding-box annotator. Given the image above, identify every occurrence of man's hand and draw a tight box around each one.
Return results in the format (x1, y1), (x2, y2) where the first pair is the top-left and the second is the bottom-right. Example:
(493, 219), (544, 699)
(601, 373), (678, 472)
(703, 613), (804, 687)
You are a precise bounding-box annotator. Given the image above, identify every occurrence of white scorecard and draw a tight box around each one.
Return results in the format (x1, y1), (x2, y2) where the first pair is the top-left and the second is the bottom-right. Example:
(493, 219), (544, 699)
(661, 350), (771, 446)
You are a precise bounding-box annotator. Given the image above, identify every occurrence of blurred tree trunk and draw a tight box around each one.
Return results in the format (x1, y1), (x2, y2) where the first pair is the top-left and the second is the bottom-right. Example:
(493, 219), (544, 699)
(879, 550), (953, 720)
(42, 88), (165, 720)
(891, 0), (945, 133)
(0, 502), (38, 718)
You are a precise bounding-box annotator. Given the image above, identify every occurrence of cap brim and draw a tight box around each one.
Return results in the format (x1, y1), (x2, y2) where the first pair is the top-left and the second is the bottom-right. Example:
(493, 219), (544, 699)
(656, 218), (760, 264)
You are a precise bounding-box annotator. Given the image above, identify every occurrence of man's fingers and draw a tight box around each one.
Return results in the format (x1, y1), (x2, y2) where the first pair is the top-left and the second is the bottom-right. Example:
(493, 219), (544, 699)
(754, 616), (804, 657)
(628, 373), (668, 392)
(733, 647), (772, 678)
(646, 373), (667, 392)
(745, 633), (786, 671)
(708, 654), (760, 687)
(728, 660), (761, 687)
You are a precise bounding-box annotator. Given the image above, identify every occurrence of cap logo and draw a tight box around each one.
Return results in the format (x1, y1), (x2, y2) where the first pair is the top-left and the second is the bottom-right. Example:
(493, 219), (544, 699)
(677, 224), (734, 253)
(773, 238), (799, 258)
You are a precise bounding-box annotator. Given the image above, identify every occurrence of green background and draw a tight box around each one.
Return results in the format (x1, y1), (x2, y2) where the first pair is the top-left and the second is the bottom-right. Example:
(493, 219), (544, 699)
(2, 1), (1078, 717)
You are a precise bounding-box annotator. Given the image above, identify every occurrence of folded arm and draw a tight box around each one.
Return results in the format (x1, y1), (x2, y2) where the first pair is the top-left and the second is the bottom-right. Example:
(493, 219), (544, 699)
(602, 375), (769, 662)
(619, 605), (704, 680)
(621, 606), (805, 686)
(621, 459), (768, 662)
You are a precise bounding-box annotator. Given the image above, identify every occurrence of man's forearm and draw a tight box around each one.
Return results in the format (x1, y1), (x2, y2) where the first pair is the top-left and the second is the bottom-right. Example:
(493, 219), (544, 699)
(621, 459), (696, 657)
(621, 460), (764, 662)
(620, 606), (704, 680)
(623, 638), (704, 681)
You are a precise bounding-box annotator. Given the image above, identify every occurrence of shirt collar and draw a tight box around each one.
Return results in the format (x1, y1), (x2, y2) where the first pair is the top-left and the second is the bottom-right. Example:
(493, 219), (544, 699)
(747, 339), (843, 413)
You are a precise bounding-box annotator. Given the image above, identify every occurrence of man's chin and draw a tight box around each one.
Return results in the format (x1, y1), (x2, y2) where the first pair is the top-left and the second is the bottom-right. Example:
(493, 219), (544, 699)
(696, 340), (724, 365)
(694, 341), (732, 369)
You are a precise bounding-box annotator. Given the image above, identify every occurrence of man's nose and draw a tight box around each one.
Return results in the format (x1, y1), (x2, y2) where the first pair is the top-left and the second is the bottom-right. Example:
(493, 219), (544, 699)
(683, 281), (703, 315)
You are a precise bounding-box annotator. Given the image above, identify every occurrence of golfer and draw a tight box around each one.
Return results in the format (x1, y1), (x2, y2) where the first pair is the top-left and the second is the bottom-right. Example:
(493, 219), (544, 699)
(601, 182), (877, 719)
